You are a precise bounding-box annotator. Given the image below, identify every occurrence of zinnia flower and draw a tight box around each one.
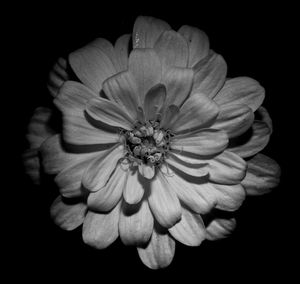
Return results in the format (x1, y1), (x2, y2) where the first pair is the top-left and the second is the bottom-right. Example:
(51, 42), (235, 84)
(23, 16), (280, 269)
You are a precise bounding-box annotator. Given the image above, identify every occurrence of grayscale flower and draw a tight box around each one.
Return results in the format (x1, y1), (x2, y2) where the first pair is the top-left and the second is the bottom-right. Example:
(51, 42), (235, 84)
(23, 16), (280, 269)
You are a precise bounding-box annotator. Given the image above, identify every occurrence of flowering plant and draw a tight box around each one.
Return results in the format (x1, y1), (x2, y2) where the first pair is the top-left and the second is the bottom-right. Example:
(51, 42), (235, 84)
(23, 16), (280, 269)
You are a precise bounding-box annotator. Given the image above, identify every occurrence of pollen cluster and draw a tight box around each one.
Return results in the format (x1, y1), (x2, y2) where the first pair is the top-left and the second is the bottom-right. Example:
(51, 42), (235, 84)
(123, 121), (172, 167)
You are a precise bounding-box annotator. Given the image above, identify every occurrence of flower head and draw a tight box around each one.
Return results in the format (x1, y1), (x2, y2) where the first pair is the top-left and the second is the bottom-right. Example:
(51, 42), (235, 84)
(24, 16), (280, 269)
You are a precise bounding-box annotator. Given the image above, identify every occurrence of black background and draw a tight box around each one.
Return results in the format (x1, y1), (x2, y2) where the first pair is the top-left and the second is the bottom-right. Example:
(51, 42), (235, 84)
(10, 2), (295, 282)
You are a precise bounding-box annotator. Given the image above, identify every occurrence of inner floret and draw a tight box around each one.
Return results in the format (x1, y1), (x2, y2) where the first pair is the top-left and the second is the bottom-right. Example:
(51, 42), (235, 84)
(123, 120), (172, 168)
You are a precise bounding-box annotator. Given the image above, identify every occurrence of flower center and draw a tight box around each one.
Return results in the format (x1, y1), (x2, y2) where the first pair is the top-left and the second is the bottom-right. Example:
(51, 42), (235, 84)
(123, 120), (172, 168)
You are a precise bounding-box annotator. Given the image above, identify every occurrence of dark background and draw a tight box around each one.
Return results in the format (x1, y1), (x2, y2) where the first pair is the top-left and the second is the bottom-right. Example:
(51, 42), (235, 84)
(10, 2), (295, 281)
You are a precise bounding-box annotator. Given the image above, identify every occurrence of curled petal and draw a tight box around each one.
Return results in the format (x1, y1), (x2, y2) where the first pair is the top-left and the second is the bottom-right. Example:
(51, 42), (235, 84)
(192, 51), (227, 99)
(169, 207), (206, 246)
(178, 25), (210, 67)
(148, 171), (181, 228)
(82, 145), (124, 192)
(212, 104), (254, 138)
(206, 218), (237, 241)
(241, 154), (281, 196)
(171, 129), (228, 157)
(82, 203), (121, 249)
(214, 77), (265, 112)
(137, 224), (175, 269)
(229, 121), (271, 158)
(170, 94), (219, 134)
(50, 196), (87, 231)
(119, 200), (154, 246)
(154, 30), (189, 68)
(132, 16), (171, 48)
(47, 57), (69, 97)
(87, 164), (127, 212)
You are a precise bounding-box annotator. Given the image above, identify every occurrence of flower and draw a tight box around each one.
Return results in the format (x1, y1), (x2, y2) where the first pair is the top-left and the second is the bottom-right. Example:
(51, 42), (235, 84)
(23, 16), (281, 269)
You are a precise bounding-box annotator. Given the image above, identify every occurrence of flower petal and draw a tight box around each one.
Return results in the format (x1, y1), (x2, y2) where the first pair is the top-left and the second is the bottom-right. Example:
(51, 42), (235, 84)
(241, 154), (281, 196)
(137, 224), (175, 269)
(229, 121), (271, 158)
(206, 218), (237, 240)
(178, 25), (209, 67)
(169, 207), (206, 246)
(212, 104), (254, 138)
(256, 106), (273, 133)
(114, 34), (131, 72)
(128, 48), (162, 104)
(143, 84), (166, 121)
(102, 71), (140, 120)
(54, 150), (99, 197)
(87, 164), (127, 212)
(170, 129), (228, 157)
(47, 57), (69, 97)
(154, 30), (189, 68)
(119, 200), (154, 246)
(69, 39), (117, 94)
(160, 105), (180, 130)
(165, 153), (208, 178)
(162, 166), (216, 214)
(208, 151), (247, 185)
(191, 51), (227, 99)
(214, 77), (265, 112)
(22, 149), (40, 185)
(86, 97), (135, 130)
(50, 196), (87, 231)
(211, 183), (246, 211)
(138, 163), (155, 180)
(132, 16), (171, 48)
(82, 203), (121, 249)
(123, 169), (144, 204)
(82, 145), (124, 192)
(170, 94), (219, 134)
(148, 171), (181, 228)
(26, 107), (54, 149)
(163, 67), (194, 107)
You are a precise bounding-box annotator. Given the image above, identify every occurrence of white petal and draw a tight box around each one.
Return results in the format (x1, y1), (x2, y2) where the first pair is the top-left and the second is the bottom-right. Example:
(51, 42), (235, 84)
(154, 30), (189, 69)
(148, 171), (181, 228)
(128, 48), (162, 103)
(138, 163), (155, 180)
(242, 154), (281, 196)
(132, 16), (171, 48)
(69, 39), (117, 93)
(119, 200), (154, 246)
(229, 121), (271, 158)
(211, 183), (246, 211)
(123, 169), (144, 205)
(137, 225), (175, 269)
(169, 208), (206, 246)
(170, 129), (228, 157)
(214, 77), (265, 111)
(50, 196), (87, 231)
(170, 94), (219, 134)
(86, 97), (135, 130)
(82, 145), (124, 192)
(87, 164), (127, 212)
(82, 203), (121, 249)
(206, 218), (237, 241)
(192, 51), (227, 99)
(212, 104), (254, 138)
(114, 34), (131, 72)
(178, 25), (210, 67)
